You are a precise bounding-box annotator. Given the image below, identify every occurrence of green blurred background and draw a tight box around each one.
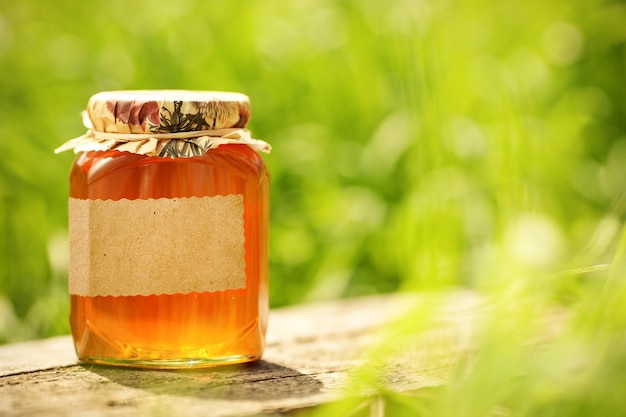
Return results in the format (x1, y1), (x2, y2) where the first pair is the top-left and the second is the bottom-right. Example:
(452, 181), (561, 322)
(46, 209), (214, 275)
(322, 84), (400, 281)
(0, 0), (624, 345)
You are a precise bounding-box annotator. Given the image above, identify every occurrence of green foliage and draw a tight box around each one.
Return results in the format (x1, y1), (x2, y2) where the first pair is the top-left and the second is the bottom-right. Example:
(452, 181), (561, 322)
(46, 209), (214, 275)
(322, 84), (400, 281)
(1, 0), (626, 412)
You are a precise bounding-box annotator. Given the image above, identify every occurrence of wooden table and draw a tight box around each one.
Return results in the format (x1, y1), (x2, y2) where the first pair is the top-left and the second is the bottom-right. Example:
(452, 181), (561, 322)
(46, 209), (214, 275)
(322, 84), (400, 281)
(0, 291), (484, 416)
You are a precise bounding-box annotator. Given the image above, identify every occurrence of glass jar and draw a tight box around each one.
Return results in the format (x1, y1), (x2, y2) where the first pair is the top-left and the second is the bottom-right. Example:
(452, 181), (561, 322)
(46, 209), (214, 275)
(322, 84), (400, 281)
(56, 90), (270, 368)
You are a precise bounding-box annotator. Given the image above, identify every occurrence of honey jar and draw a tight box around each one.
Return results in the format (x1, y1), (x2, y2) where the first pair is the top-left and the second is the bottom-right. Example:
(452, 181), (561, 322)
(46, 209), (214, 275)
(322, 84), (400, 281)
(56, 90), (270, 368)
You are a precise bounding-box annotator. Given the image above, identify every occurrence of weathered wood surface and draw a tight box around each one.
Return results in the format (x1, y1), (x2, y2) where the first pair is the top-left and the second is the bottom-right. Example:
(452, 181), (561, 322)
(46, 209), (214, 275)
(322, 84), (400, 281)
(0, 291), (484, 417)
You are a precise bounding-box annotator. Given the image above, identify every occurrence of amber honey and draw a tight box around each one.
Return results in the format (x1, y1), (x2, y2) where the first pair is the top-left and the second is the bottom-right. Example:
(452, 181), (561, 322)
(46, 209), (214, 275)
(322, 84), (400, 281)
(58, 90), (270, 368)
(69, 145), (269, 367)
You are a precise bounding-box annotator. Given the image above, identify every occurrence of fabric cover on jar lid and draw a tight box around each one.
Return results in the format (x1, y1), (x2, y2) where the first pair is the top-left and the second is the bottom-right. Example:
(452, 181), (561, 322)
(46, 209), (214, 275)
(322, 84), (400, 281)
(87, 90), (252, 134)
(55, 90), (270, 158)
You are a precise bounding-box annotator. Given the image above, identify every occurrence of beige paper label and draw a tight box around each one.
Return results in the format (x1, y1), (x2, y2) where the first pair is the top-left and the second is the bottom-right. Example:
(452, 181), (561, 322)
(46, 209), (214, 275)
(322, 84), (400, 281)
(68, 195), (246, 297)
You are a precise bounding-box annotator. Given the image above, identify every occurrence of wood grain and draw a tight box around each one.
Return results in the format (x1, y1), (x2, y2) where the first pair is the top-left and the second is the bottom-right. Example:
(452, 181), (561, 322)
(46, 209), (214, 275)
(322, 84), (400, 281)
(0, 291), (484, 416)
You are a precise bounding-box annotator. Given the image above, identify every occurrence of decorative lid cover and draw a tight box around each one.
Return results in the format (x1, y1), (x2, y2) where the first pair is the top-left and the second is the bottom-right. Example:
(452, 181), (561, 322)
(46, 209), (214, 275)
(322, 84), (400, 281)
(86, 90), (251, 134)
(55, 90), (270, 158)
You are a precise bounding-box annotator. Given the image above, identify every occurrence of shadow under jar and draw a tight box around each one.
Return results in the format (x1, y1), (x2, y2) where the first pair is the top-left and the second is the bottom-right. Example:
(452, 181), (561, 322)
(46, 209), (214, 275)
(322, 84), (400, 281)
(57, 90), (270, 369)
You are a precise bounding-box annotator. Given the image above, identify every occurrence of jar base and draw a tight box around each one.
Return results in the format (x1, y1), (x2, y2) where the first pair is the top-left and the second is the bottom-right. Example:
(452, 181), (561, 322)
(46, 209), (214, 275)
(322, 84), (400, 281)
(77, 353), (260, 369)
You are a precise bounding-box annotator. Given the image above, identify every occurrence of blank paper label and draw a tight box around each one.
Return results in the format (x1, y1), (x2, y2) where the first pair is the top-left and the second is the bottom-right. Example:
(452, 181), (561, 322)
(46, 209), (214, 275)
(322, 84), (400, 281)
(68, 195), (246, 297)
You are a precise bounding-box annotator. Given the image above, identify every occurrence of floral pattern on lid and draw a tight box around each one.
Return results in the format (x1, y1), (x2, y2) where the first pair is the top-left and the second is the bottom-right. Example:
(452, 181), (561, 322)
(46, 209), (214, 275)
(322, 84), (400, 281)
(87, 90), (251, 134)
(55, 90), (269, 158)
